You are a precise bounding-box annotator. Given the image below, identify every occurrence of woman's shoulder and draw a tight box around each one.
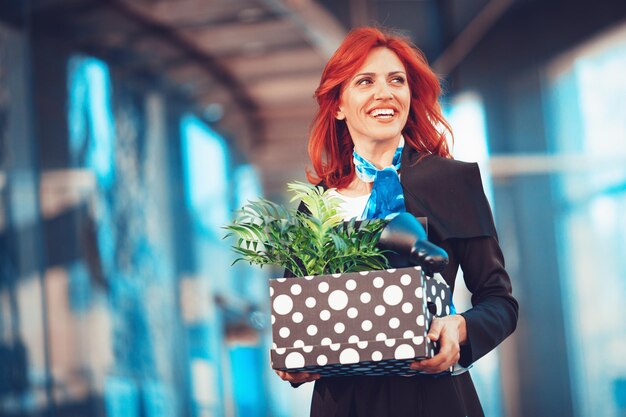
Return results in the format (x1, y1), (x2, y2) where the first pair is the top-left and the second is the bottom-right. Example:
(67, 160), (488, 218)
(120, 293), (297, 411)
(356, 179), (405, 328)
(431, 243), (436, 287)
(414, 153), (478, 171)
(401, 153), (496, 240)
(403, 153), (484, 190)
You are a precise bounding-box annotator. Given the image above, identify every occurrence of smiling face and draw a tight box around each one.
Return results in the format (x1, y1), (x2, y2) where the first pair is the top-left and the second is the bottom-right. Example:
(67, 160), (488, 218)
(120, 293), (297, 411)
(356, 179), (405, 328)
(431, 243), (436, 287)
(336, 47), (411, 152)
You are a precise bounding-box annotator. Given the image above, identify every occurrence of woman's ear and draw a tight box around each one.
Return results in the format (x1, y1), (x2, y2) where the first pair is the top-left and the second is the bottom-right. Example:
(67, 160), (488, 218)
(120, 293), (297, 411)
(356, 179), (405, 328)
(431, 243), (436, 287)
(336, 108), (346, 120)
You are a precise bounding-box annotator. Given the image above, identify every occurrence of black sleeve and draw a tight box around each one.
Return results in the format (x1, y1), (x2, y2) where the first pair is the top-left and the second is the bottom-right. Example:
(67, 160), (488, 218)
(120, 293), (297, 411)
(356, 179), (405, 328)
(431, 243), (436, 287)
(414, 160), (518, 366)
(455, 236), (519, 367)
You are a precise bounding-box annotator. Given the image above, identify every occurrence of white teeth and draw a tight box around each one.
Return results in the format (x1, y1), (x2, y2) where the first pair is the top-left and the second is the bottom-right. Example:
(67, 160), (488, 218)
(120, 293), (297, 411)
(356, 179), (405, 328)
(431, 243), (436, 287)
(370, 108), (395, 117)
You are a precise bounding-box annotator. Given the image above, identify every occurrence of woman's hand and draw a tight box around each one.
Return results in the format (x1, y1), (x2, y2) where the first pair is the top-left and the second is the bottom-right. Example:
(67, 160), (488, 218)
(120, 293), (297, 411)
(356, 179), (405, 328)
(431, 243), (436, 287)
(275, 370), (321, 384)
(409, 314), (467, 374)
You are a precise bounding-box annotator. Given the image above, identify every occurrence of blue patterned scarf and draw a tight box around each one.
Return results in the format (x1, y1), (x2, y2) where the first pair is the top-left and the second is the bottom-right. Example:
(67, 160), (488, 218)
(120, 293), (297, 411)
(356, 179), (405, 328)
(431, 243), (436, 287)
(353, 138), (406, 219)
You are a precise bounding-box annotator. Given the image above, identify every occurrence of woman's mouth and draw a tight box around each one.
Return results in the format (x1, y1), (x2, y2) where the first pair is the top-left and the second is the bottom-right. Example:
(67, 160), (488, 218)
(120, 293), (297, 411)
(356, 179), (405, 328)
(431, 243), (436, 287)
(369, 108), (396, 119)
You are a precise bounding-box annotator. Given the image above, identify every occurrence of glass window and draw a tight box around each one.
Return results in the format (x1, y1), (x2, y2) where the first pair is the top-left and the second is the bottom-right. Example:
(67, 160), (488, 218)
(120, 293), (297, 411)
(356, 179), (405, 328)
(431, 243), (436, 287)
(546, 22), (626, 417)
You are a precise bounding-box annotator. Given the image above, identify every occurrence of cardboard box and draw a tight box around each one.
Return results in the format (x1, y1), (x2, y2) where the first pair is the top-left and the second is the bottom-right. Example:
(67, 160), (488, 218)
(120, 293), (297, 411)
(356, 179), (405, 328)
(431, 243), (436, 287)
(269, 266), (452, 377)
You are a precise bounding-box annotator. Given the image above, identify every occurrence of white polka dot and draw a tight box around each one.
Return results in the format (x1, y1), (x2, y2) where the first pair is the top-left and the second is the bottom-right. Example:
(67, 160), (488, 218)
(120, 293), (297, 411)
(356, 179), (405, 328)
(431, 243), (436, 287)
(320, 310), (331, 321)
(373, 277), (384, 288)
(276, 278), (287, 283)
(272, 342), (277, 349)
(339, 348), (360, 364)
(374, 305), (386, 316)
(348, 335), (359, 343)
(330, 343), (341, 351)
(292, 312), (303, 323)
(304, 275), (314, 280)
(400, 274), (412, 285)
(271, 315), (276, 324)
(372, 351), (383, 361)
(303, 345), (313, 353)
(430, 348), (435, 357)
(446, 305), (450, 315)
(415, 287), (423, 299)
(346, 279), (357, 291)
(328, 290), (349, 310)
(376, 333), (387, 341)
(273, 294), (293, 315)
(412, 336), (424, 345)
(275, 347), (286, 355)
(394, 344), (416, 360)
(305, 297), (316, 308)
(360, 292), (371, 303)
(431, 284), (437, 296)
(357, 341), (368, 349)
(321, 337), (332, 346)
(359, 271), (370, 276)
(332, 273), (341, 278)
(318, 281), (329, 293)
(402, 302), (413, 314)
(334, 322), (345, 334)
(307, 325), (318, 336)
(269, 287), (274, 296)
(436, 297), (442, 315)
(416, 315), (425, 326)
(389, 317), (400, 329)
(294, 340), (304, 348)
(383, 285), (403, 306)
(290, 284), (302, 295)
(317, 355), (328, 366)
(361, 320), (373, 331)
(384, 339), (396, 347)
(441, 289), (446, 300)
(347, 307), (358, 318)
(279, 327), (290, 338)
(403, 330), (415, 339)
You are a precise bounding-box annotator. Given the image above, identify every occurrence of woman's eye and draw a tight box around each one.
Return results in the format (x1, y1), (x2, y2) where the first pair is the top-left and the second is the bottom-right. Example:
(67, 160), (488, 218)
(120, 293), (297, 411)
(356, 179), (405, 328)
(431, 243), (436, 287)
(356, 78), (373, 85)
(391, 76), (406, 84)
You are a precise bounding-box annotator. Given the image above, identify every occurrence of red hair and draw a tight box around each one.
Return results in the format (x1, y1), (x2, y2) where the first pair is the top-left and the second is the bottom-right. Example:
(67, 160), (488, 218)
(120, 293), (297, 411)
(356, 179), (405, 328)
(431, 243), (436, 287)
(307, 27), (452, 188)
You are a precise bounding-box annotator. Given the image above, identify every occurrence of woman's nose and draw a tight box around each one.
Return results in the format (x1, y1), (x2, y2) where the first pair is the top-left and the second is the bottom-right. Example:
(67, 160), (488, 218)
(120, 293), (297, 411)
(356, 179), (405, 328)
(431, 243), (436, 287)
(374, 82), (393, 99)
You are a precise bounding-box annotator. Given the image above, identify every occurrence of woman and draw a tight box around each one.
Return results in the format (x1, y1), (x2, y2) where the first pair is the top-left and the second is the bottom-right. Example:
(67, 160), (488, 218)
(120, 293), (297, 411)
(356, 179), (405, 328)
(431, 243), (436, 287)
(276, 27), (518, 417)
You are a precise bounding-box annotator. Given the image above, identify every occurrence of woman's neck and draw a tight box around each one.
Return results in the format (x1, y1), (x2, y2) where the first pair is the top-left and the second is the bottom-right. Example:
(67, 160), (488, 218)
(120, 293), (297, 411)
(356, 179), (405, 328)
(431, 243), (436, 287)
(338, 175), (371, 197)
(353, 136), (401, 169)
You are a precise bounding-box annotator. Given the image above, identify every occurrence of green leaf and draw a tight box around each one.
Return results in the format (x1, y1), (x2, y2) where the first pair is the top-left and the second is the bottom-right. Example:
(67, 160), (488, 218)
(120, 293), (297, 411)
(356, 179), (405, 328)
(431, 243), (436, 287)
(223, 181), (391, 275)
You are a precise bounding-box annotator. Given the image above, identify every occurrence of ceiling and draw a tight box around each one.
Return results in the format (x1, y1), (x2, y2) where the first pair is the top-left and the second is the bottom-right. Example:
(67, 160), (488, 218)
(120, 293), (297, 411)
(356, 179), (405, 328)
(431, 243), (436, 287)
(4, 0), (622, 200)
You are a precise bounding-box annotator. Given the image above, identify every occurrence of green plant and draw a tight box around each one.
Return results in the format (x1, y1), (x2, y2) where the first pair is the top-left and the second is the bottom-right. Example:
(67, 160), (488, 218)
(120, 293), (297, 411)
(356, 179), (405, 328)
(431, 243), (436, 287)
(223, 182), (390, 276)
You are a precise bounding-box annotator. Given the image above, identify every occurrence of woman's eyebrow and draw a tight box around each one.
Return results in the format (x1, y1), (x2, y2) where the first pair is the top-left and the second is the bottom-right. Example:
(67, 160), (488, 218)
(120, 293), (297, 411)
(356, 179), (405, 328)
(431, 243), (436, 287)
(352, 71), (407, 79)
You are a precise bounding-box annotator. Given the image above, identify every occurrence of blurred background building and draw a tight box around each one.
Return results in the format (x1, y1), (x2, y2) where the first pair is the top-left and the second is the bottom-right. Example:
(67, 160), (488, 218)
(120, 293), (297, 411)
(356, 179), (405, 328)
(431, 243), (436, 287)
(0, 0), (625, 416)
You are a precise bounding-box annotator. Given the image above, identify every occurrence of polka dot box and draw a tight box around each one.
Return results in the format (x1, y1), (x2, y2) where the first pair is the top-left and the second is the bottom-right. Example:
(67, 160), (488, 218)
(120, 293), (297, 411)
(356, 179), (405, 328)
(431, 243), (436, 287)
(269, 266), (452, 377)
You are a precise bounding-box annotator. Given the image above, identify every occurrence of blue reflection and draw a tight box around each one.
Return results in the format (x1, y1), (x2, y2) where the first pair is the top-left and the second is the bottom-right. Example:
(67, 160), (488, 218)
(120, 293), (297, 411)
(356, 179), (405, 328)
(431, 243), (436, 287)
(67, 56), (116, 187)
(104, 375), (140, 417)
(180, 115), (229, 237)
(229, 345), (266, 417)
(233, 164), (261, 211)
(615, 378), (626, 412)
(67, 56), (117, 278)
(142, 380), (175, 417)
(67, 261), (91, 312)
